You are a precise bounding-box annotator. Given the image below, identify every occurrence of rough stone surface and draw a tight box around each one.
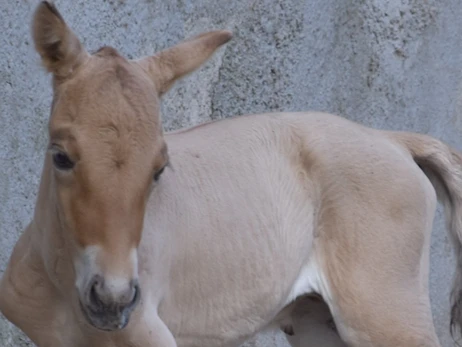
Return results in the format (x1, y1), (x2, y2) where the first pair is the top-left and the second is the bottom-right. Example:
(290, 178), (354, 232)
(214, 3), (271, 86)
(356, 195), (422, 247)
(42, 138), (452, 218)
(1, 0), (461, 346)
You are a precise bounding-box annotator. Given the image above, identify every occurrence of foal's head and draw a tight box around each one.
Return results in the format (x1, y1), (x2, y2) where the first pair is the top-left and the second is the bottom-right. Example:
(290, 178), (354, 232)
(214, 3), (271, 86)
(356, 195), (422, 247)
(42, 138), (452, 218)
(32, 1), (231, 331)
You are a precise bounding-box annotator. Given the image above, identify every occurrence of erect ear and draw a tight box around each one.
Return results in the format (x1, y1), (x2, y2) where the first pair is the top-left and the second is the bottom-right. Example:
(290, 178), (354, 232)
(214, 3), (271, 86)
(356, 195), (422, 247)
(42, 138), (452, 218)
(32, 1), (88, 78)
(136, 30), (232, 95)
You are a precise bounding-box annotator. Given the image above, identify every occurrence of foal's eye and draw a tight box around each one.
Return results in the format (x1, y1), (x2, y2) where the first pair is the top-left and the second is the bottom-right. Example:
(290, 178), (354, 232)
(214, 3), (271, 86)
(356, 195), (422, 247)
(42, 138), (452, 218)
(153, 167), (165, 182)
(52, 151), (75, 171)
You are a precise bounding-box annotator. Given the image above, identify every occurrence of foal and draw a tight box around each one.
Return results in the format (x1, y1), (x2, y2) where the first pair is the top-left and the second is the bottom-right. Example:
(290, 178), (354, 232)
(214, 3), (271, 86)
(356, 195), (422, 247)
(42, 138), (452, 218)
(1, 2), (462, 347)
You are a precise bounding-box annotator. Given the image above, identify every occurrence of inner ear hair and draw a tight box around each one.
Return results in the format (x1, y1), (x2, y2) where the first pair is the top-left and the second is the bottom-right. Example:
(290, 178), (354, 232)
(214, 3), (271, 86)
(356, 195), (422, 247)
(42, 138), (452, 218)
(32, 1), (88, 78)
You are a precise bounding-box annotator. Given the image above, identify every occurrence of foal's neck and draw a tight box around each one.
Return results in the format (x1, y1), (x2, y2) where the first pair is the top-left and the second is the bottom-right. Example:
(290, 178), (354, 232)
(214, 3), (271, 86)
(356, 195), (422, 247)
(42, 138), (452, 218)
(30, 157), (76, 291)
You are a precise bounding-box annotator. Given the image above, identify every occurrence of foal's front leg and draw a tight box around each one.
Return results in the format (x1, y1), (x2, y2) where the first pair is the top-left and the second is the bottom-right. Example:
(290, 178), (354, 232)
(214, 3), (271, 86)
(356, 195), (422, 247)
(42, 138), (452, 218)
(0, 231), (72, 346)
(121, 312), (177, 347)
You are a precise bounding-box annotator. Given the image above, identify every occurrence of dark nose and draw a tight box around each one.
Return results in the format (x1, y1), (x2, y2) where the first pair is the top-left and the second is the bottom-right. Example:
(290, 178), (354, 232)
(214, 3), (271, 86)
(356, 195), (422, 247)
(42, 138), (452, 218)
(88, 275), (140, 310)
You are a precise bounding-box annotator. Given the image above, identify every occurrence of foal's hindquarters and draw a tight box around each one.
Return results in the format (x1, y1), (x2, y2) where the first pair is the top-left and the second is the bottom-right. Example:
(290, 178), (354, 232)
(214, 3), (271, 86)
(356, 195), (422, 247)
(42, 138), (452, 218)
(281, 128), (442, 347)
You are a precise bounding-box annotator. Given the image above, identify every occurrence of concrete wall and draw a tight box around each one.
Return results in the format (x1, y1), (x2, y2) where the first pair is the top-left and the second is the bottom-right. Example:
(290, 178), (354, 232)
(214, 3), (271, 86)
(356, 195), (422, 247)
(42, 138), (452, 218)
(0, 0), (461, 345)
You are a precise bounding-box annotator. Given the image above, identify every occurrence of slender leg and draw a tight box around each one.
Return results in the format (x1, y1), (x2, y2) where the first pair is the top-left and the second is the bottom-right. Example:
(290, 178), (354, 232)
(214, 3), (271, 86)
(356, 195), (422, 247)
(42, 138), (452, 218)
(121, 311), (177, 347)
(316, 228), (441, 346)
(328, 289), (440, 347)
(0, 232), (71, 346)
(312, 170), (442, 346)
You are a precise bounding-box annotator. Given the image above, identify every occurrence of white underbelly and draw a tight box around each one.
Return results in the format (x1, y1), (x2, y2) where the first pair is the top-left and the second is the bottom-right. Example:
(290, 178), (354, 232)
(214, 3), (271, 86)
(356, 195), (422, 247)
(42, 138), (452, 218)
(285, 252), (332, 306)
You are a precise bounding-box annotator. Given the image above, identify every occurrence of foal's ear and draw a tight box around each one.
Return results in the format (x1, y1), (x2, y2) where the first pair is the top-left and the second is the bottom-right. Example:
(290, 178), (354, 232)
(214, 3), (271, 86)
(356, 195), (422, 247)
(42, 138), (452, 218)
(136, 30), (232, 95)
(32, 1), (88, 78)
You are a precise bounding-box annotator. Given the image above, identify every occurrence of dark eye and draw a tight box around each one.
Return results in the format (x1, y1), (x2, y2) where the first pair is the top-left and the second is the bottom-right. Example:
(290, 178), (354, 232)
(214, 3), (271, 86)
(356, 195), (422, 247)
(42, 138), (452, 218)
(153, 167), (165, 182)
(52, 151), (75, 171)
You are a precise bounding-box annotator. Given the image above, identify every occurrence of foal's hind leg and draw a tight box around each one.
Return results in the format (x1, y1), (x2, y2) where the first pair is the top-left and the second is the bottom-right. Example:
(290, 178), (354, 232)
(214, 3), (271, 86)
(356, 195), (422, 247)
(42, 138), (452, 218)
(327, 285), (440, 347)
(312, 163), (443, 346)
(315, 227), (441, 345)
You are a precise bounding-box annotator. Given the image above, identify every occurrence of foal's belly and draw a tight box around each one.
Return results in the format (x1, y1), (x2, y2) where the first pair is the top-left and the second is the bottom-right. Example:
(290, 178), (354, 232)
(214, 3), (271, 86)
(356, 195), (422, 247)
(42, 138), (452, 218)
(156, 226), (318, 347)
(164, 257), (322, 347)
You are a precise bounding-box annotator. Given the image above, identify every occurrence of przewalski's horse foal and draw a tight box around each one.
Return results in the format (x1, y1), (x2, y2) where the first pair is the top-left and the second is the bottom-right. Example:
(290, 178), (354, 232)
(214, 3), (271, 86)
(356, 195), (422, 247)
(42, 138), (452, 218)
(1, 1), (462, 347)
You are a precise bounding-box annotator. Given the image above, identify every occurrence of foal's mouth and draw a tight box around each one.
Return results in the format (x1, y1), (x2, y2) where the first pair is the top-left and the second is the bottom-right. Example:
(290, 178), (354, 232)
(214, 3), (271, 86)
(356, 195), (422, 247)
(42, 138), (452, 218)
(78, 286), (141, 332)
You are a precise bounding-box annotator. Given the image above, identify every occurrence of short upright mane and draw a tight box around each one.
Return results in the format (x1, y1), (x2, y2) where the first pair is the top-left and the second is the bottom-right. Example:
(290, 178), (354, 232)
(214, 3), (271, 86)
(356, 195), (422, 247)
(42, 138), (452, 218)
(94, 46), (121, 58)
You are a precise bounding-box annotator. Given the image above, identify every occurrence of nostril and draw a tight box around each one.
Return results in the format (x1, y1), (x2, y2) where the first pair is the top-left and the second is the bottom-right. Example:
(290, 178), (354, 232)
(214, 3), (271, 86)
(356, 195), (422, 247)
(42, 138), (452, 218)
(88, 276), (104, 308)
(85, 276), (140, 310)
(129, 282), (140, 307)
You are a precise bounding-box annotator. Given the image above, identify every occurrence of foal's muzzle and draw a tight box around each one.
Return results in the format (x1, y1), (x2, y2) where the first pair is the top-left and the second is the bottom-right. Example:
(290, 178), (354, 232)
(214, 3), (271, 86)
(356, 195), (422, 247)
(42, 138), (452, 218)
(80, 275), (141, 331)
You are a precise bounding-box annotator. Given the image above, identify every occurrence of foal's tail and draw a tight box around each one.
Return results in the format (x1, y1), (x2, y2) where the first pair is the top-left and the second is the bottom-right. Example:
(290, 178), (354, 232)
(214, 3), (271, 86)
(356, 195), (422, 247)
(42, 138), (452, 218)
(391, 131), (462, 338)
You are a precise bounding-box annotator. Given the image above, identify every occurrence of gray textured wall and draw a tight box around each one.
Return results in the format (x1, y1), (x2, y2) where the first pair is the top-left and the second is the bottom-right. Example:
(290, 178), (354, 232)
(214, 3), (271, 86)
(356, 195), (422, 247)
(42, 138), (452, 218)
(0, 0), (461, 346)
